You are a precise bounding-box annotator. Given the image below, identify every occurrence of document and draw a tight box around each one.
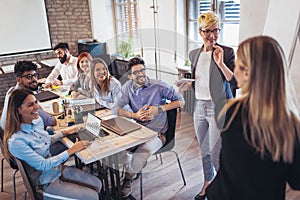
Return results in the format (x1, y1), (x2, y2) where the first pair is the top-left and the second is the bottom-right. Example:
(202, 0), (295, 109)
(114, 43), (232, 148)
(177, 78), (195, 84)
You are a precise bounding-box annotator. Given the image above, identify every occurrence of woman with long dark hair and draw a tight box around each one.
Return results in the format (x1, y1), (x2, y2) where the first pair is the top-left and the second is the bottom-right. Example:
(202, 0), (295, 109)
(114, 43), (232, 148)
(90, 58), (122, 109)
(3, 89), (102, 199)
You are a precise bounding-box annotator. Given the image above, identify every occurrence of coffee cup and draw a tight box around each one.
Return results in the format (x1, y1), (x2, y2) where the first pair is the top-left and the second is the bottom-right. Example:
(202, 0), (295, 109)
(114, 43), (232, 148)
(52, 102), (59, 114)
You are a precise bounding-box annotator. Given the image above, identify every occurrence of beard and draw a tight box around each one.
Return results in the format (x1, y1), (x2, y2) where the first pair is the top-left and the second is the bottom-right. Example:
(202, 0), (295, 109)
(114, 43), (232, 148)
(59, 53), (67, 64)
(24, 80), (38, 91)
(134, 75), (146, 87)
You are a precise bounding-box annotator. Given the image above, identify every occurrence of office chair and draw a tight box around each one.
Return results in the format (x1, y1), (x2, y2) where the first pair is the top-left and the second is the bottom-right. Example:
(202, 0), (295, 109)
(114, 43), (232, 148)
(15, 157), (75, 200)
(109, 59), (129, 85)
(139, 108), (186, 200)
(0, 128), (18, 200)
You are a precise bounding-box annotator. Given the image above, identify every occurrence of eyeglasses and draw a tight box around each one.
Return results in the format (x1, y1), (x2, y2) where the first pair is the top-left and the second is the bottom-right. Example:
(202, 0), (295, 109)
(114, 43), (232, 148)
(131, 68), (146, 75)
(200, 28), (221, 35)
(20, 73), (39, 80)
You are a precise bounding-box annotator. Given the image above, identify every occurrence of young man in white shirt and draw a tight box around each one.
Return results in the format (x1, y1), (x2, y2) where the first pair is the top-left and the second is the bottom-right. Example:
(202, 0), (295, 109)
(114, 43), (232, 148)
(45, 43), (78, 87)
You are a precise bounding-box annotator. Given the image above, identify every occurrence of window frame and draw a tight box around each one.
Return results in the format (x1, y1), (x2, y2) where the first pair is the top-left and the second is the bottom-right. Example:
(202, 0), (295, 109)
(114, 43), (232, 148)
(187, 0), (240, 51)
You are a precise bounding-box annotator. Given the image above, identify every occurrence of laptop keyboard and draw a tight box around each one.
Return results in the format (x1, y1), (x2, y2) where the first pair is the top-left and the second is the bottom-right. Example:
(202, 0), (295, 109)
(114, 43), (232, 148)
(67, 128), (108, 141)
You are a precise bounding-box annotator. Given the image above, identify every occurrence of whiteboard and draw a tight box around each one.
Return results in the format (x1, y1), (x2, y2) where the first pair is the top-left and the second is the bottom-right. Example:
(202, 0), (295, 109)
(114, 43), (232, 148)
(0, 0), (52, 56)
(263, 0), (300, 62)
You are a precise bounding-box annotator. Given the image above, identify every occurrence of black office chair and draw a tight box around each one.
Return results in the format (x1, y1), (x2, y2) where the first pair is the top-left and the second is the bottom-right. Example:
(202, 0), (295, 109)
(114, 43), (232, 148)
(14, 158), (43, 200)
(109, 59), (129, 85)
(139, 108), (186, 200)
(15, 157), (74, 200)
(0, 127), (18, 200)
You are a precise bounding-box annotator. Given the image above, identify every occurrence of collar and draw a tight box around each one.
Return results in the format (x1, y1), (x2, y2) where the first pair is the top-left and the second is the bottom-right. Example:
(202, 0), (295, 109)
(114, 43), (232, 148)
(20, 120), (38, 134)
(67, 55), (77, 66)
(131, 76), (150, 92)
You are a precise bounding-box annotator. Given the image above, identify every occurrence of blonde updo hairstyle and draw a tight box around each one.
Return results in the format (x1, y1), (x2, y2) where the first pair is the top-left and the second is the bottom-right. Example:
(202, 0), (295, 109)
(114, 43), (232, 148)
(198, 11), (220, 30)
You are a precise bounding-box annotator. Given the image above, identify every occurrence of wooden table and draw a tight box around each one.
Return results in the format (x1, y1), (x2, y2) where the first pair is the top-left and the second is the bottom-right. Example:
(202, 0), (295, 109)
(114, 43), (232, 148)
(60, 110), (157, 200)
(61, 110), (157, 165)
(38, 89), (157, 199)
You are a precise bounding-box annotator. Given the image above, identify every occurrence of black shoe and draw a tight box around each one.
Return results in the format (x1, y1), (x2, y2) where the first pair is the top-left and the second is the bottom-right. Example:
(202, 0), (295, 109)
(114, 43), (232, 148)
(121, 178), (133, 198)
(194, 193), (206, 200)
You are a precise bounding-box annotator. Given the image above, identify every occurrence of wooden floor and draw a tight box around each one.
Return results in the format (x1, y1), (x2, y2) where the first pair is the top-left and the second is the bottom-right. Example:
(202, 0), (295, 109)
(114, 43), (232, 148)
(1, 111), (300, 200)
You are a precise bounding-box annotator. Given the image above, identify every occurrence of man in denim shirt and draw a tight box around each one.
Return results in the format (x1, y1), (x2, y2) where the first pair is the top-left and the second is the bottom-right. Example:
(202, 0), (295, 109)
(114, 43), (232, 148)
(114, 57), (185, 198)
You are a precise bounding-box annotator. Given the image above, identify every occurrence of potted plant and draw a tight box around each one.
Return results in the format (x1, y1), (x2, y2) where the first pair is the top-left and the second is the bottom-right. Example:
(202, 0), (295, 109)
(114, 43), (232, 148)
(118, 38), (133, 59)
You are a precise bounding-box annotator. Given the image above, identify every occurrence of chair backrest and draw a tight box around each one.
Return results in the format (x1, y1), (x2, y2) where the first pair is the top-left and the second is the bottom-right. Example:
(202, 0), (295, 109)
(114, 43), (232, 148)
(15, 158), (43, 200)
(109, 58), (129, 85)
(155, 108), (177, 154)
(0, 127), (18, 169)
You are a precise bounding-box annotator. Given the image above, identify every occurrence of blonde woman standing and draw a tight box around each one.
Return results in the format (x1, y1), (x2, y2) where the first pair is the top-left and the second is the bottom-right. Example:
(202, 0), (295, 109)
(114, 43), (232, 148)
(207, 36), (300, 200)
(183, 12), (236, 200)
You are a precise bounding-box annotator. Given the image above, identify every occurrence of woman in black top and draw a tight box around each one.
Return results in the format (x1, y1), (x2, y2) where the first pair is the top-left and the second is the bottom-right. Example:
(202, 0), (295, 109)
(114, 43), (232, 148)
(206, 36), (300, 200)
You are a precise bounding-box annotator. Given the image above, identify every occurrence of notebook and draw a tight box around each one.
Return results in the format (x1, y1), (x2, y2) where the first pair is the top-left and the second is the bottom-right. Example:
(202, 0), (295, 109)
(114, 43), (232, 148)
(35, 91), (59, 102)
(101, 116), (142, 136)
(69, 113), (108, 141)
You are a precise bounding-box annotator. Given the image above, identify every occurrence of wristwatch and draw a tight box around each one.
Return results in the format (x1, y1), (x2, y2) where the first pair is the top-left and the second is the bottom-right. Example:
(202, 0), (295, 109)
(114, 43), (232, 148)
(157, 105), (163, 113)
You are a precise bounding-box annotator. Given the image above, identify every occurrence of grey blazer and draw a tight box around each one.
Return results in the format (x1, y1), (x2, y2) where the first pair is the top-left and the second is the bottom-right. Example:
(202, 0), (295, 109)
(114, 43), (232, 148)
(189, 43), (236, 128)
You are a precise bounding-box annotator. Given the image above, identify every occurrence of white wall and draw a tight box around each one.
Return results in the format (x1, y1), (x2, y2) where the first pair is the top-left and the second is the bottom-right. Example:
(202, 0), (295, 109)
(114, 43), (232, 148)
(89, 0), (186, 81)
(89, 0), (114, 43)
(263, 0), (300, 61)
(240, 0), (300, 110)
(138, 0), (186, 80)
(239, 0), (270, 42)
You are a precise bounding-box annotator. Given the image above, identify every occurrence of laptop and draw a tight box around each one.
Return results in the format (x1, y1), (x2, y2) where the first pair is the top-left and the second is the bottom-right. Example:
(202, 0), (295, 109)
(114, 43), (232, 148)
(80, 103), (105, 116)
(35, 91), (59, 102)
(69, 113), (108, 141)
(101, 116), (142, 136)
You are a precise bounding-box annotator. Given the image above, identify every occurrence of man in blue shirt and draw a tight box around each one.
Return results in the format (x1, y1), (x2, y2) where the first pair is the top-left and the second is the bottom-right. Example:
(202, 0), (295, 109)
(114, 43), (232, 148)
(114, 57), (185, 198)
(1, 61), (56, 130)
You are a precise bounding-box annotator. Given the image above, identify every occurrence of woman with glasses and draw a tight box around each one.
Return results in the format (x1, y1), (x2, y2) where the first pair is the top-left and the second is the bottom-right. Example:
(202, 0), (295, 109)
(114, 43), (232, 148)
(70, 52), (93, 98)
(90, 58), (122, 109)
(3, 89), (102, 199)
(179, 11), (236, 200)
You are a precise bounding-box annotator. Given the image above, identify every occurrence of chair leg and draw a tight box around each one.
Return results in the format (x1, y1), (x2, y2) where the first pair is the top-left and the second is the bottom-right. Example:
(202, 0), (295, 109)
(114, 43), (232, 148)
(159, 154), (163, 164)
(139, 172), (143, 200)
(1, 157), (4, 192)
(171, 150), (186, 185)
(13, 169), (19, 200)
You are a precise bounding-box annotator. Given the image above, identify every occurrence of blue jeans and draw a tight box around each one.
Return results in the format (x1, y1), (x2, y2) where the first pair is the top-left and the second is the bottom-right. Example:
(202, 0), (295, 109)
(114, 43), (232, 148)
(193, 99), (221, 181)
(43, 167), (101, 200)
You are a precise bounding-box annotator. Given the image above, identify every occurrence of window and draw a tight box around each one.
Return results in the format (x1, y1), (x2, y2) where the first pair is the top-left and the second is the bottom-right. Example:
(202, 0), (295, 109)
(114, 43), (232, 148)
(188, 0), (240, 51)
(112, 0), (139, 38)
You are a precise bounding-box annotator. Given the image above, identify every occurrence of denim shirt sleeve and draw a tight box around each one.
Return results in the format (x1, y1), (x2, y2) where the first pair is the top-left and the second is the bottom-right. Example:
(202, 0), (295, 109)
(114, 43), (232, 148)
(51, 131), (64, 144)
(159, 80), (184, 101)
(112, 81), (131, 115)
(8, 135), (69, 171)
(38, 108), (56, 126)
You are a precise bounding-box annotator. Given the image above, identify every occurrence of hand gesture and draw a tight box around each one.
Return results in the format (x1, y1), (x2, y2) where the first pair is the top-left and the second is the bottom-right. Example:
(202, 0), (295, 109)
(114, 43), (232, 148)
(53, 80), (63, 86)
(67, 138), (90, 156)
(133, 106), (150, 122)
(71, 91), (80, 98)
(213, 44), (224, 67)
(176, 81), (192, 91)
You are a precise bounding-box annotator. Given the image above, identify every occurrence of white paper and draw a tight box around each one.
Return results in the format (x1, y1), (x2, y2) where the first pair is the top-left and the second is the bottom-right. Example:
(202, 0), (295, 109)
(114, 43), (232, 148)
(177, 78), (195, 84)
